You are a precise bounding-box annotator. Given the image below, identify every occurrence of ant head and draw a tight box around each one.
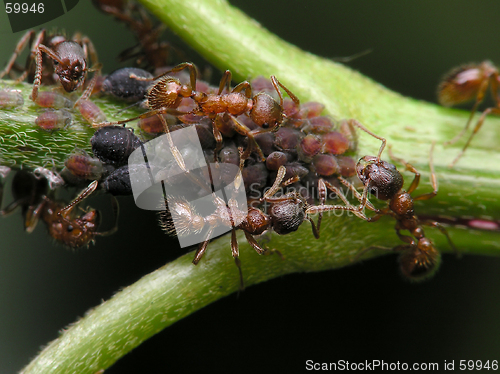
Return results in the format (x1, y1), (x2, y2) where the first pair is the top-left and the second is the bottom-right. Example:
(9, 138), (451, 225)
(51, 209), (100, 248)
(148, 77), (186, 110)
(438, 60), (498, 106)
(53, 41), (88, 92)
(250, 93), (283, 129)
(356, 156), (403, 200)
(269, 193), (305, 235)
(398, 238), (441, 281)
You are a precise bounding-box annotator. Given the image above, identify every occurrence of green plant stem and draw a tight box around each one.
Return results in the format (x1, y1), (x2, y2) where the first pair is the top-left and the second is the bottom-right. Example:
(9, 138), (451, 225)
(12, 0), (500, 373)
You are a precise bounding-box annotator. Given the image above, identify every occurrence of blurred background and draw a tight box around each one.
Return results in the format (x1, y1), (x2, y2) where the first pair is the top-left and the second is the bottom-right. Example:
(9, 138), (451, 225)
(1, 0), (500, 373)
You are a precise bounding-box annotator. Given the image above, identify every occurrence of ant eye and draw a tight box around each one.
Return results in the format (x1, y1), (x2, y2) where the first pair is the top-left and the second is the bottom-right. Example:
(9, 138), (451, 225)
(262, 123), (269, 129)
(67, 224), (74, 232)
(53, 61), (59, 66)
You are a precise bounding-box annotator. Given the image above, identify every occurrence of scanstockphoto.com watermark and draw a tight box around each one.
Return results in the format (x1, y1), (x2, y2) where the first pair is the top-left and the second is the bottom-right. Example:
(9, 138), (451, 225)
(305, 359), (499, 371)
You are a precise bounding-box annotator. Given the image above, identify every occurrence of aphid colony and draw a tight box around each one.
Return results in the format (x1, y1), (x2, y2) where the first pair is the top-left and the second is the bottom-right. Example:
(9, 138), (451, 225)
(0, 0), (457, 282)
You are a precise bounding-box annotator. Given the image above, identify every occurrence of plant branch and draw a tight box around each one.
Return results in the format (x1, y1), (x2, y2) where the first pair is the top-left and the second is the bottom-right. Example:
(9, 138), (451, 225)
(13, 0), (500, 373)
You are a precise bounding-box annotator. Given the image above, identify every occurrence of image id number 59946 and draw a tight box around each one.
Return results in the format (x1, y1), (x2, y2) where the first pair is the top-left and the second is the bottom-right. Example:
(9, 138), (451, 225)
(5, 3), (44, 13)
(459, 360), (498, 370)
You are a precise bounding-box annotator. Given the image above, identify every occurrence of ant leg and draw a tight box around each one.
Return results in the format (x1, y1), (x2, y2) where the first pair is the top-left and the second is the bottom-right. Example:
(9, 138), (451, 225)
(94, 196), (120, 237)
(387, 146), (422, 196)
(422, 220), (460, 258)
(0, 30), (34, 79)
(271, 76), (300, 106)
(444, 77), (491, 146)
(261, 165), (287, 201)
(30, 44), (61, 101)
(337, 176), (379, 212)
(230, 228), (245, 290)
(193, 226), (215, 264)
(322, 179), (370, 220)
(217, 70), (232, 95)
(227, 116), (266, 162)
(349, 119), (386, 161)
(244, 231), (266, 254)
(231, 80), (252, 98)
(57, 181), (98, 228)
(449, 107), (500, 168)
(414, 142), (438, 200)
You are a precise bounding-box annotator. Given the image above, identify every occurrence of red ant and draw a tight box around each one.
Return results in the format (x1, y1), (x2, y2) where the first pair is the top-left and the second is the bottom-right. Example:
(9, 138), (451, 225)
(1, 170), (118, 248)
(159, 165), (359, 288)
(97, 62), (299, 165)
(307, 121), (457, 280)
(0, 29), (99, 102)
(438, 61), (500, 167)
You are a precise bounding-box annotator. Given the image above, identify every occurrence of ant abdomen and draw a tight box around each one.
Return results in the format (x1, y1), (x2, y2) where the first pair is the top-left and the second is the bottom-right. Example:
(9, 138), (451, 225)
(398, 239), (441, 281)
(249, 92), (283, 128)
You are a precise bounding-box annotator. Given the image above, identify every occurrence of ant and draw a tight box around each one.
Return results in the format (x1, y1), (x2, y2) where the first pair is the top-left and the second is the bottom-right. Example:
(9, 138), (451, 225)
(0, 29), (99, 102)
(307, 121), (457, 280)
(92, 0), (184, 69)
(159, 165), (358, 288)
(0, 170), (119, 248)
(97, 62), (299, 166)
(438, 61), (500, 167)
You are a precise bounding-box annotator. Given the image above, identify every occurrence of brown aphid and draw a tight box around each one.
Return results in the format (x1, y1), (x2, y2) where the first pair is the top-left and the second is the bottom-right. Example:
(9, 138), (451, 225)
(35, 109), (72, 131)
(322, 131), (349, 155)
(298, 134), (322, 161)
(64, 150), (104, 181)
(311, 120), (457, 281)
(438, 61), (500, 167)
(312, 154), (339, 176)
(34, 91), (73, 108)
(76, 99), (106, 125)
(0, 89), (24, 108)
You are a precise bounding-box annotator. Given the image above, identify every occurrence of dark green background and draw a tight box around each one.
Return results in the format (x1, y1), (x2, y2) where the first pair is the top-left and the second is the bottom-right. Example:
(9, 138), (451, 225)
(1, 1), (500, 373)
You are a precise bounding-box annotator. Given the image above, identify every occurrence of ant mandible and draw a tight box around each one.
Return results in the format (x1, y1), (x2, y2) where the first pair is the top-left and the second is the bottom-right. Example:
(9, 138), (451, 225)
(97, 62), (300, 165)
(0, 29), (99, 101)
(308, 120), (457, 280)
(438, 61), (500, 167)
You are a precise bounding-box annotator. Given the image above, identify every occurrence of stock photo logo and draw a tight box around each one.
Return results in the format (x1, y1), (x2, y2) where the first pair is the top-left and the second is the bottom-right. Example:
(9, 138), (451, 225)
(4, 0), (80, 33)
(128, 126), (248, 247)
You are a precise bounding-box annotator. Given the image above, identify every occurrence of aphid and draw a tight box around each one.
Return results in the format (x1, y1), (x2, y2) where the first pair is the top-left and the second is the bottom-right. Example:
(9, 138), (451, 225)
(74, 75), (106, 126)
(1, 171), (118, 248)
(97, 62), (300, 165)
(0, 89), (24, 108)
(101, 67), (153, 102)
(91, 125), (143, 166)
(159, 166), (354, 287)
(313, 121), (457, 280)
(438, 61), (500, 167)
(64, 149), (104, 181)
(33, 91), (73, 109)
(0, 29), (99, 101)
(35, 109), (72, 131)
